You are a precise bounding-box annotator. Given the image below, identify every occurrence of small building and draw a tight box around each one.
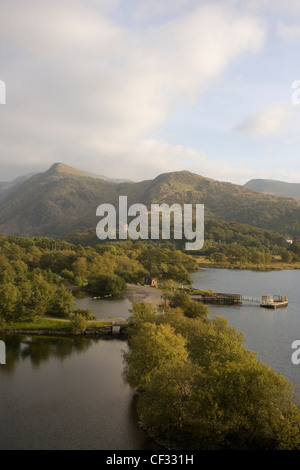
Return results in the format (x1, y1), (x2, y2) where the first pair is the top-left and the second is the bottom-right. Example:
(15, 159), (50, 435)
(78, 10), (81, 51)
(144, 275), (157, 287)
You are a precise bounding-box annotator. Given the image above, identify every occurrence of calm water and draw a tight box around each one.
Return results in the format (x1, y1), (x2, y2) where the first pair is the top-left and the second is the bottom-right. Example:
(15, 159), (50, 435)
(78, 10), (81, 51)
(2, 267), (300, 450)
(74, 295), (132, 320)
(0, 335), (158, 450)
(191, 268), (300, 388)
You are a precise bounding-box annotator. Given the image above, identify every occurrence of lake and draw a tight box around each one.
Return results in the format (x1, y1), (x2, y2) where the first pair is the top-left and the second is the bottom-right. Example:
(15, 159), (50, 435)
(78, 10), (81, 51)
(74, 294), (132, 320)
(191, 267), (300, 388)
(1, 267), (300, 449)
(0, 334), (158, 450)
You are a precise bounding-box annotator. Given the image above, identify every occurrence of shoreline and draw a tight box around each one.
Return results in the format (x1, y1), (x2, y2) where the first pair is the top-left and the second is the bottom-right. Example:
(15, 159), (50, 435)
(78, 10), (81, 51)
(124, 283), (164, 308)
(198, 262), (300, 271)
(0, 324), (126, 338)
(2, 284), (165, 337)
(3, 325), (128, 338)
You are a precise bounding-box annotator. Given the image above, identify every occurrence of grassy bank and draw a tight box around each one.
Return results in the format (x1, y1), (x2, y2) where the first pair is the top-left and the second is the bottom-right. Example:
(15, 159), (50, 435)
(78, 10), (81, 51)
(196, 256), (300, 271)
(8, 317), (113, 331)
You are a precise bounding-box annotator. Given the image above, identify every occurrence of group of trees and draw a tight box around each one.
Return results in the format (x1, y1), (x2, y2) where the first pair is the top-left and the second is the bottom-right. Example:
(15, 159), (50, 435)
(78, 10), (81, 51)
(65, 219), (297, 267)
(200, 220), (295, 265)
(0, 247), (75, 323)
(0, 235), (197, 325)
(124, 297), (300, 450)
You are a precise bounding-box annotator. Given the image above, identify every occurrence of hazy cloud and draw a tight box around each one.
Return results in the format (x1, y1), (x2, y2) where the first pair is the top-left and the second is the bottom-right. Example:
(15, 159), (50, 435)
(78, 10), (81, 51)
(277, 22), (300, 42)
(0, 0), (265, 181)
(235, 103), (295, 137)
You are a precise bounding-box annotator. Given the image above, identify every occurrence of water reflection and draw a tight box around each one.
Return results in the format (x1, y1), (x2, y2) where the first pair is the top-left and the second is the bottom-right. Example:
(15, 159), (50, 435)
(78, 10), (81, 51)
(0, 334), (123, 373)
(0, 334), (157, 450)
(73, 293), (132, 320)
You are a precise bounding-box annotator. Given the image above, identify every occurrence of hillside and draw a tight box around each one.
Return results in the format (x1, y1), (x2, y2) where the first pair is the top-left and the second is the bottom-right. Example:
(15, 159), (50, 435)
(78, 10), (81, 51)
(245, 179), (300, 201)
(0, 173), (36, 196)
(0, 163), (300, 238)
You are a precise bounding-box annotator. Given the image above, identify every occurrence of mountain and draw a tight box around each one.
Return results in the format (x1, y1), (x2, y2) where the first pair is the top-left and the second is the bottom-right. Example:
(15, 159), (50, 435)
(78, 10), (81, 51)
(0, 163), (130, 192)
(80, 170), (131, 184)
(0, 163), (300, 238)
(41, 162), (132, 183)
(0, 173), (36, 196)
(244, 179), (300, 201)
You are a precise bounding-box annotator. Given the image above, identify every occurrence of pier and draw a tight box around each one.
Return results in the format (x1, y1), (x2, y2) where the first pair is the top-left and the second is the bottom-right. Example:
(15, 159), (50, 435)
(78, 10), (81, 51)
(191, 292), (288, 309)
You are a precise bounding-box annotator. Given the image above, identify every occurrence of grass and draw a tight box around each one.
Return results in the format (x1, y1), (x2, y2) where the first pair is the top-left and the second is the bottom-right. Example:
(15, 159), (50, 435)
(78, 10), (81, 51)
(8, 316), (113, 331)
(86, 320), (115, 329)
(196, 256), (300, 271)
(190, 289), (215, 295)
(9, 317), (72, 330)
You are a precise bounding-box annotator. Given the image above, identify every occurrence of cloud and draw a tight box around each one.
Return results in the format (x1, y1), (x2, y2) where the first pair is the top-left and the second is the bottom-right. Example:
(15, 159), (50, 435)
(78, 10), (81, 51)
(278, 169), (300, 183)
(122, 0), (196, 24)
(277, 22), (300, 42)
(79, 137), (275, 185)
(235, 103), (295, 137)
(247, 0), (300, 17)
(0, 0), (265, 181)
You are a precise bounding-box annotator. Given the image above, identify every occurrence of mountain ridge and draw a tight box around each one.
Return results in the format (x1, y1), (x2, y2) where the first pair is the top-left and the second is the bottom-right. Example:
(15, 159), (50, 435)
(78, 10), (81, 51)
(0, 163), (300, 238)
(245, 178), (300, 201)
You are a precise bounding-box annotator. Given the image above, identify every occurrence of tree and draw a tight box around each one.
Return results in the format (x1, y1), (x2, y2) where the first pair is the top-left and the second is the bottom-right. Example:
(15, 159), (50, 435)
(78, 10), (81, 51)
(72, 257), (88, 285)
(127, 301), (158, 336)
(188, 356), (300, 449)
(211, 252), (227, 263)
(281, 250), (293, 263)
(0, 282), (18, 321)
(88, 273), (126, 296)
(161, 279), (178, 300)
(47, 287), (74, 318)
(0, 316), (7, 332)
(169, 292), (208, 319)
(137, 361), (200, 445)
(71, 314), (87, 334)
(25, 273), (56, 318)
(184, 300), (209, 319)
(124, 305), (300, 449)
(73, 308), (96, 320)
(169, 292), (192, 310)
(124, 322), (188, 390)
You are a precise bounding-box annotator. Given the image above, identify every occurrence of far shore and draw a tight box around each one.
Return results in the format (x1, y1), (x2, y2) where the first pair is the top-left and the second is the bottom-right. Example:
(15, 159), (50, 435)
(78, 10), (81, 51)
(197, 258), (300, 271)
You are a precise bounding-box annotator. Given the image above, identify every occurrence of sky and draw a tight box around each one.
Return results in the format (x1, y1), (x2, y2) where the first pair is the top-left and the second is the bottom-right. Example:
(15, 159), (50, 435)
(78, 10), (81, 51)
(0, 0), (300, 184)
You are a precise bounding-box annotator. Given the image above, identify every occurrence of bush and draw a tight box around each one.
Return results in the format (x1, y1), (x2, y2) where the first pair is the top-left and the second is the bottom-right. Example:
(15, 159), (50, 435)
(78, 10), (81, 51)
(73, 308), (96, 320)
(169, 292), (208, 319)
(71, 314), (87, 335)
(0, 315), (7, 332)
(46, 287), (75, 318)
(88, 273), (126, 296)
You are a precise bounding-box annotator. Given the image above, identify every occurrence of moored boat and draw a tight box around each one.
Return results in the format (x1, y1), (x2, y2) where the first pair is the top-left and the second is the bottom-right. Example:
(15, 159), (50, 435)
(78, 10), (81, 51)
(260, 295), (288, 309)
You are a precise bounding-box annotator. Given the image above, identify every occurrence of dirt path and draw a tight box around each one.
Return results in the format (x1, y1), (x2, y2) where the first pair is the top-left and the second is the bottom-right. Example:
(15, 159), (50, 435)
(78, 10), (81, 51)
(124, 284), (164, 308)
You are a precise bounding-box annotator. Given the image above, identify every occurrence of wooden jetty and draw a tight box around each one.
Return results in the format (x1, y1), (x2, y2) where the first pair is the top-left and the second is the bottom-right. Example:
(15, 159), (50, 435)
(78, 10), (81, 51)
(191, 292), (288, 308)
(191, 292), (242, 305)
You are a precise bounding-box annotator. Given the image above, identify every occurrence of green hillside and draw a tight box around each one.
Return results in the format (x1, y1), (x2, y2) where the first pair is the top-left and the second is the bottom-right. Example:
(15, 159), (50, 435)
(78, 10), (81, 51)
(0, 163), (300, 239)
(245, 178), (300, 201)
